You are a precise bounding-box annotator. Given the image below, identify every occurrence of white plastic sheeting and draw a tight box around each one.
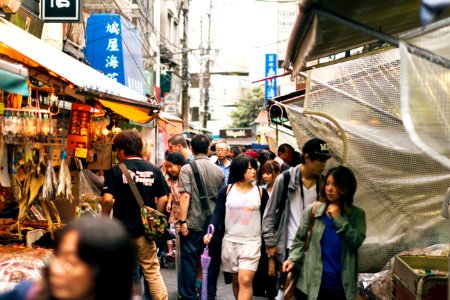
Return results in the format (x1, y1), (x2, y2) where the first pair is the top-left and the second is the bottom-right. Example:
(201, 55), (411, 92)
(284, 47), (449, 273)
(400, 24), (450, 170)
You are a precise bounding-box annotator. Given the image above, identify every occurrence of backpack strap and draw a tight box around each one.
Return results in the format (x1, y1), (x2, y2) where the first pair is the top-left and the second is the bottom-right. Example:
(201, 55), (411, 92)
(274, 170), (291, 230)
(189, 161), (208, 211)
(304, 201), (320, 252)
(118, 163), (145, 208)
(226, 183), (234, 196)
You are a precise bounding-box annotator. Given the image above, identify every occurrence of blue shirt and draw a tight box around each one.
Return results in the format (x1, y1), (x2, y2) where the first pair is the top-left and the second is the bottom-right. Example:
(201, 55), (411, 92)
(216, 159), (231, 185)
(320, 213), (344, 290)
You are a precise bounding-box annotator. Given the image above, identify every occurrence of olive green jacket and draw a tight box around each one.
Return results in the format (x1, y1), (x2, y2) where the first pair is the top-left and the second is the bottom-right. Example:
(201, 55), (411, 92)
(287, 201), (366, 300)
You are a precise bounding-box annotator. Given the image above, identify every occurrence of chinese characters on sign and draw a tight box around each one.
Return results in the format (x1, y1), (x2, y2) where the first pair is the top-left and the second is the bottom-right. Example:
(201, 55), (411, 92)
(42, 0), (80, 22)
(104, 20), (121, 81)
(86, 14), (146, 95)
(264, 54), (277, 105)
(67, 103), (91, 158)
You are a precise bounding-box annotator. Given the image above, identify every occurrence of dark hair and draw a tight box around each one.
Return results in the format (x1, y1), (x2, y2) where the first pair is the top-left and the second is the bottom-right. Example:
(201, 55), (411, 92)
(168, 134), (188, 149)
(230, 154), (258, 182)
(261, 160), (281, 175)
(278, 143), (293, 156)
(165, 151), (187, 166)
(256, 150), (277, 184)
(229, 146), (242, 158)
(321, 166), (357, 205)
(191, 134), (210, 155)
(53, 216), (134, 300)
(301, 137), (330, 164)
(290, 150), (301, 166)
(113, 129), (143, 157)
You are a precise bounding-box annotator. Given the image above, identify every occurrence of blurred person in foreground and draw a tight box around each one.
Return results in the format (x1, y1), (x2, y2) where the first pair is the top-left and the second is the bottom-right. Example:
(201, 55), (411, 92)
(102, 129), (169, 300)
(203, 154), (269, 300)
(282, 166), (366, 300)
(0, 216), (135, 300)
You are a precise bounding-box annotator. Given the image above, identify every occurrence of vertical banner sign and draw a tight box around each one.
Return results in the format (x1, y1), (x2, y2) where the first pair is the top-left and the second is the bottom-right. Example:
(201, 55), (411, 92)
(42, 0), (80, 22)
(264, 54), (277, 105)
(67, 103), (91, 158)
(86, 14), (145, 95)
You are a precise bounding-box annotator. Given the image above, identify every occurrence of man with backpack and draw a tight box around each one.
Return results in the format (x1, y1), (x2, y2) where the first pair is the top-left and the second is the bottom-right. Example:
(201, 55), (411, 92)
(262, 138), (331, 266)
(177, 134), (225, 300)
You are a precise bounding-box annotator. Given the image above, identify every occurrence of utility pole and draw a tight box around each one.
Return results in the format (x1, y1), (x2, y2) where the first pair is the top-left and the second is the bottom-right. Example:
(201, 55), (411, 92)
(181, 0), (189, 130)
(201, 0), (212, 130)
(199, 18), (205, 129)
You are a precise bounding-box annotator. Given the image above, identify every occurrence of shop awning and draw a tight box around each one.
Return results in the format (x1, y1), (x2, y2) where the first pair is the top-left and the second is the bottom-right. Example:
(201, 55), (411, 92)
(0, 59), (29, 96)
(0, 18), (157, 123)
(99, 99), (155, 124)
(284, 0), (450, 74)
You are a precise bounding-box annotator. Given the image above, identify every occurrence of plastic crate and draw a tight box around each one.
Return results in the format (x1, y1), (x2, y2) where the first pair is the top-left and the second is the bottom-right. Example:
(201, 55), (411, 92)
(393, 255), (448, 300)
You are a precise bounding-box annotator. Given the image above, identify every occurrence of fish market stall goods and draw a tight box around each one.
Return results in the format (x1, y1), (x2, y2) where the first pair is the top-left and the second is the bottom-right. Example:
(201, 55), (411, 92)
(9, 144), (62, 239)
(0, 245), (52, 293)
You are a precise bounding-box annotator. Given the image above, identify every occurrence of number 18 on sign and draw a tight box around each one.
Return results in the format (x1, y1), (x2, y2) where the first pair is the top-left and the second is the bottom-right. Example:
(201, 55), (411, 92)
(265, 54), (277, 106)
(42, 0), (80, 22)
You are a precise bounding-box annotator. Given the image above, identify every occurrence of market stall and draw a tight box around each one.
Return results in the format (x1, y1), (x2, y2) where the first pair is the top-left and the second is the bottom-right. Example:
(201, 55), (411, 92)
(0, 17), (162, 291)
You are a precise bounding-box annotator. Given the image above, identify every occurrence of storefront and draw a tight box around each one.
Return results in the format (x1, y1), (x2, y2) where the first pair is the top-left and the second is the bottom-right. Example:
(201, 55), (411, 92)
(0, 17), (163, 291)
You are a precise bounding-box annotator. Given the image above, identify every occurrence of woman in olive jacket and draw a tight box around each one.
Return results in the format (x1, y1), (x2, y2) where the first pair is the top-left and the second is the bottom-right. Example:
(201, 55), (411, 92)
(282, 166), (366, 300)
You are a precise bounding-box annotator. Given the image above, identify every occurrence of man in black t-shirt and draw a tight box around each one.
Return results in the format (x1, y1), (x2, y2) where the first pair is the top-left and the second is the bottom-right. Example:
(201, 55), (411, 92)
(102, 129), (169, 300)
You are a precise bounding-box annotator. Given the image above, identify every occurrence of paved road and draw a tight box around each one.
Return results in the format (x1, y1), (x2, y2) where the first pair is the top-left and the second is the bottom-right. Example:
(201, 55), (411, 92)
(160, 261), (269, 300)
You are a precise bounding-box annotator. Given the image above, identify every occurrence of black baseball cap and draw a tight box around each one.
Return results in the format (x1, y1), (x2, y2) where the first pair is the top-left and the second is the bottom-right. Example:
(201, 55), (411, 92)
(302, 138), (330, 158)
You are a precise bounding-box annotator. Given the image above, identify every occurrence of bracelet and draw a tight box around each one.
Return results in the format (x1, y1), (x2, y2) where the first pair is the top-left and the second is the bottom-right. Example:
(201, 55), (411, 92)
(178, 220), (186, 224)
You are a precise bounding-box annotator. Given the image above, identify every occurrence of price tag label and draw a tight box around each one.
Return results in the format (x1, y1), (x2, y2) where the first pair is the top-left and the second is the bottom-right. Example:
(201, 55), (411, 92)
(75, 147), (88, 158)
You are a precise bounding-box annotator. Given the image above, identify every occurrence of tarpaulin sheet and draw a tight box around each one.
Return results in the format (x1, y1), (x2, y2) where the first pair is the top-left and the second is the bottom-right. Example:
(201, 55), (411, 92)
(283, 46), (449, 273)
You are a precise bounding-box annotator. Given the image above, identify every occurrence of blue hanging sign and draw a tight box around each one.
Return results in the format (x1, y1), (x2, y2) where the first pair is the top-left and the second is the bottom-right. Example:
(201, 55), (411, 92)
(264, 54), (277, 105)
(85, 14), (145, 95)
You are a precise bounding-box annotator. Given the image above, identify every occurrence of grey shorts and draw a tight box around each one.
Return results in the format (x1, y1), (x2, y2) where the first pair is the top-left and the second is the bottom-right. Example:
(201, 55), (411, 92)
(221, 239), (261, 273)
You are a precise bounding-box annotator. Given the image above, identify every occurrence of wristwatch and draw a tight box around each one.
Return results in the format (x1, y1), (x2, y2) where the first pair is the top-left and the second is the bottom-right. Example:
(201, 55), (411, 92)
(178, 220), (187, 225)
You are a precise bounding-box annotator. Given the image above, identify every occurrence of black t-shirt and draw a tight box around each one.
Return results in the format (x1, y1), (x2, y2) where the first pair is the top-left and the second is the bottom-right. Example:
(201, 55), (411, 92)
(102, 159), (169, 237)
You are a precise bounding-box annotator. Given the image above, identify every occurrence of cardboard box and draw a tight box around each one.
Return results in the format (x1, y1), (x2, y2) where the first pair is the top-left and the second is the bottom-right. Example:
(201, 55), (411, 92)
(393, 255), (448, 300)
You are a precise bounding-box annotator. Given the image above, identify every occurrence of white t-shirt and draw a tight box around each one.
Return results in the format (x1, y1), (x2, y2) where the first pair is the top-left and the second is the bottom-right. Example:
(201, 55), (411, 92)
(224, 185), (261, 243)
(286, 183), (317, 249)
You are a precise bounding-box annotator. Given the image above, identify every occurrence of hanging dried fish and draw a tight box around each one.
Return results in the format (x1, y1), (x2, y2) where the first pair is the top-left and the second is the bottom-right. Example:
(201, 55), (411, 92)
(57, 152), (73, 202)
(42, 159), (57, 201)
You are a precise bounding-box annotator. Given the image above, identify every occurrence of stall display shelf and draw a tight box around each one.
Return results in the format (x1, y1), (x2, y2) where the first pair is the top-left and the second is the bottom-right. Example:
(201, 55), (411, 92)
(0, 245), (52, 293)
(393, 255), (448, 300)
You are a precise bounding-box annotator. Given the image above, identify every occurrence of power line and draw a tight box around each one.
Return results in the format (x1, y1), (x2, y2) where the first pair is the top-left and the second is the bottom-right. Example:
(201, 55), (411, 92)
(91, 1), (171, 90)
(96, 0), (180, 87)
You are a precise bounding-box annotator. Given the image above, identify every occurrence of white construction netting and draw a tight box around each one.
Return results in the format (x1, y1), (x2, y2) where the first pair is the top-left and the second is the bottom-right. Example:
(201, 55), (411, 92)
(284, 34), (449, 272)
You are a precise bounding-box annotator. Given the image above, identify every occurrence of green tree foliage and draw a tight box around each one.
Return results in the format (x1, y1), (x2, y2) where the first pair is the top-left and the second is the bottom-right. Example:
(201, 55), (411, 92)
(230, 86), (264, 128)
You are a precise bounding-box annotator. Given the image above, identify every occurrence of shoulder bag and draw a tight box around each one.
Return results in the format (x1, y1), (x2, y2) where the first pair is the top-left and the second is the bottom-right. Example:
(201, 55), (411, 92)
(283, 200), (322, 300)
(118, 163), (168, 241)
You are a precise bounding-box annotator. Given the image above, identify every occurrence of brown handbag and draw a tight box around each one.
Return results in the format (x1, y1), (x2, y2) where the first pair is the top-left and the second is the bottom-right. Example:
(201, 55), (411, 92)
(284, 201), (321, 299)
